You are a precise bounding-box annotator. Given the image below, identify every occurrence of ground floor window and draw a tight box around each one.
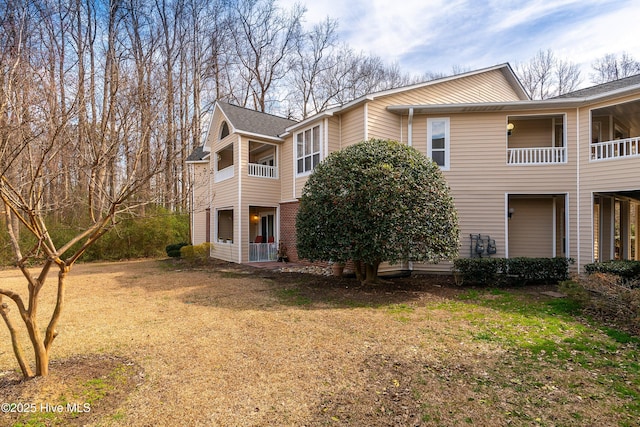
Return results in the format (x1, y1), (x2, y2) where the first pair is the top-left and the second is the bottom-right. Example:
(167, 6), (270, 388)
(217, 209), (233, 243)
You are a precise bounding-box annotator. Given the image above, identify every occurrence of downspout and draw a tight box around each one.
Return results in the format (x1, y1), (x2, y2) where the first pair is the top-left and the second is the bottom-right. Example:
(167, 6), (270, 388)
(324, 118), (329, 158)
(552, 197), (557, 257)
(408, 108), (414, 272)
(576, 107), (580, 271)
(238, 136), (242, 263)
(408, 107), (414, 147)
(339, 114), (342, 150)
(364, 102), (368, 140)
(505, 193), (509, 258)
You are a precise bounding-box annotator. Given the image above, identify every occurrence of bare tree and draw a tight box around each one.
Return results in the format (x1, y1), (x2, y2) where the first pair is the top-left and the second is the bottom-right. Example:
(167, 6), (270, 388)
(229, 0), (304, 112)
(516, 49), (581, 99)
(288, 17), (338, 119)
(591, 52), (640, 84)
(0, 0), (168, 378)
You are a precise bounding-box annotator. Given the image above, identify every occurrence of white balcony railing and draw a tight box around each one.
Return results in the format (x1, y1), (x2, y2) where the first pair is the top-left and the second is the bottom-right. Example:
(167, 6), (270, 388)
(591, 137), (640, 161)
(214, 165), (234, 182)
(507, 146), (566, 165)
(248, 163), (278, 178)
(249, 242), (278, 262)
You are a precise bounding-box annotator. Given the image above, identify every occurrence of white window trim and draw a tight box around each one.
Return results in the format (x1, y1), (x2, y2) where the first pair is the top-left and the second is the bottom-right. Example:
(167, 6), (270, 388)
(295, 124), (323, 177)
(215, 207), (234, 244)
(427, 117), (450, 171)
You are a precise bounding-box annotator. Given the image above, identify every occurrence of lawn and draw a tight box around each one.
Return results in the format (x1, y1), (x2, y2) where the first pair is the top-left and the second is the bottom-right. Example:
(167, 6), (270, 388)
(0, 259), (638, 426)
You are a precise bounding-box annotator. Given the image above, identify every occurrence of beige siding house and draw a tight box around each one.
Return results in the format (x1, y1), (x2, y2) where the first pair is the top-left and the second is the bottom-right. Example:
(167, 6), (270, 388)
(188, 64), (640, 273)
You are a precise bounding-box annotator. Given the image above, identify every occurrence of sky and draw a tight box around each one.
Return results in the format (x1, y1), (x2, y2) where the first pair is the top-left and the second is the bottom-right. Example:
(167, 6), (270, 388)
(279, 0), (640, 85)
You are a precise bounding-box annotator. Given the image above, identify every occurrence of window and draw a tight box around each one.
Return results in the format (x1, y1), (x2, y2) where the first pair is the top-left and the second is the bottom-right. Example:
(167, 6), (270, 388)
(219, 121), (230, 139)
(427, 118), (450, 170)
(217, 209), (233, 243)
(296, 125), (321, 175)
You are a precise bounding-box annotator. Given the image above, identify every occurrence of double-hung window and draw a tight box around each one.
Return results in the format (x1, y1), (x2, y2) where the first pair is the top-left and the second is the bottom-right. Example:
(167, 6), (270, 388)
(427, 117), (450, 170)
(296, 125), (321, 175)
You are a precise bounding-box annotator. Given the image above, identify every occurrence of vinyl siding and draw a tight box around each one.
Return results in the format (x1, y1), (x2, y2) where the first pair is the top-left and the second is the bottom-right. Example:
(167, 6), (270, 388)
(191, 163), (210, 245)
(411, 109), (578, 272)
(578, 93), (640, 269)
(376, 69), (522, 107)
(280, 134), (294, 201)
(327, 116), (341, 152)
(340, 105), (366, 147)
(367, 101), (402, 142)
(207, 109), (241, 263)
(507, 118), (554, 148)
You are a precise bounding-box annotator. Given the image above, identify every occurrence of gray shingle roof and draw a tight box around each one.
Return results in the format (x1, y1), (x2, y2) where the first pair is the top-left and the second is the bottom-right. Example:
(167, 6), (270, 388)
(555, 73), (640, 99)
(217, 102), (297, 137)
(186, 145), (208, 162)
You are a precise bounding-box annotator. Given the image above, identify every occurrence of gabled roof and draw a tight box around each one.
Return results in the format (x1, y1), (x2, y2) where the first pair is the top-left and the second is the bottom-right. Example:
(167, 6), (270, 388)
(285, 63), (529, 133)
(185, 145), (209, 162)
(217, 101), (297, 139)
(554, 74), (640, 99)
(388, 72), (640, 115)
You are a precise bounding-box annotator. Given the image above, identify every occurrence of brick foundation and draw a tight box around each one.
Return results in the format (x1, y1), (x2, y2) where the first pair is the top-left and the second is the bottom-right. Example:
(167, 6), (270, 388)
(279, 200), (330, 267)
(279, 200), (301, 262)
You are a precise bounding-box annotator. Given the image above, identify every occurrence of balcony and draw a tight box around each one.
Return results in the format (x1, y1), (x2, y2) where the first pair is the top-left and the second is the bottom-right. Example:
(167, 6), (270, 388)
(508, 146), (566, 165)
(591, 137), (640, 161)
(248, 163), (278, 178)
(214, 165), (234, 182)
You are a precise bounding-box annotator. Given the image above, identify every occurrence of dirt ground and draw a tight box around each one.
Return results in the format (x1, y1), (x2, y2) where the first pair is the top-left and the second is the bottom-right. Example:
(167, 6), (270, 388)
(0, 259), (637, 426)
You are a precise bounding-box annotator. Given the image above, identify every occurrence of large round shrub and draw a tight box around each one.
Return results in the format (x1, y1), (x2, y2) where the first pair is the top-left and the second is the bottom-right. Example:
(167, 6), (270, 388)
(296, 139), (459, 283)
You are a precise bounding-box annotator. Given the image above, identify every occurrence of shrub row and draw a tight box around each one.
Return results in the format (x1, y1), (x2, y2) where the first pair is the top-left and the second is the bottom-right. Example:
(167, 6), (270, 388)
(180, 242), (213, 261)
(453, 257), (573, 286)
(584, 260), (640, 286)
(166, 243), (189, 258)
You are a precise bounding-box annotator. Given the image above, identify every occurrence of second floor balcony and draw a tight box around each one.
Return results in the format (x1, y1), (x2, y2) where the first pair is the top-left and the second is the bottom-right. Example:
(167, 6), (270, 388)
(591, 136), (640, 161)
(248, 163), (278, 178)
(508, 146), (567, 165)
(248, 140), (278, 179)
(507, 114), (566, 166)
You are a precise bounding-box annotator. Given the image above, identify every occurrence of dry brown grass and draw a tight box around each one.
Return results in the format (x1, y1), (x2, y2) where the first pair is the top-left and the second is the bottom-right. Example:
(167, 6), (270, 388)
(0, 260), (638, 426)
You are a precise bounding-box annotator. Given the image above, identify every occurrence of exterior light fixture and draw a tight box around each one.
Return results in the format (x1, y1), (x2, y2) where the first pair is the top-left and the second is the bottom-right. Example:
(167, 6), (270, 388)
(507, 122), (514, 136)
(508, 207), (515, 219)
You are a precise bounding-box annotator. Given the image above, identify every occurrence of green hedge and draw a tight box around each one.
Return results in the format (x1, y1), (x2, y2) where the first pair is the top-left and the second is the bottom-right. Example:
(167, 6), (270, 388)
(453, 257), (573, 286)
(584, 260), (640, 288)
(584, 260), (640, 279)
(166, 243), (189, 258)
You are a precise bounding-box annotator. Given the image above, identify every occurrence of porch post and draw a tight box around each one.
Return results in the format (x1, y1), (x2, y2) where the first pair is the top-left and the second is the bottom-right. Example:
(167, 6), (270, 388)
(635, 204), (640, 261)
(621, 200), (630, 260)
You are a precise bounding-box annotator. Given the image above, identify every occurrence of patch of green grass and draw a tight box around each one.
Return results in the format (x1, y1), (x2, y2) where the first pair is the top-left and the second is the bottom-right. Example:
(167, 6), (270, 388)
(385, 303), (414, 323)
(274, 288), (312, 306)
(111, 410), (126, 421)
(386, 303), (414, 314)
(458, 289), (480, 300)
(605, 327), (640, 344)
(443, 288), (640, 418)
(219, 270), (251, 279)
(81, 378), (111, 404)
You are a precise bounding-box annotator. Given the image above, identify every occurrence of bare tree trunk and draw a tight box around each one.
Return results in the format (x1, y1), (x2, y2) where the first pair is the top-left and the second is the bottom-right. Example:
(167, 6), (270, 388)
(0, 297), (32, 378)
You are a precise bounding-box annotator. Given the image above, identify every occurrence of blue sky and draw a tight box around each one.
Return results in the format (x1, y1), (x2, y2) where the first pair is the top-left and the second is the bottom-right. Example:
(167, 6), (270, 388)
(282, 0), (640, 84)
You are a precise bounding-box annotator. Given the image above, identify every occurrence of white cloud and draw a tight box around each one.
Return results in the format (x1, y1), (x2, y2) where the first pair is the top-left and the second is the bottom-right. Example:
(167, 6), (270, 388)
(280, 0), (640, 78)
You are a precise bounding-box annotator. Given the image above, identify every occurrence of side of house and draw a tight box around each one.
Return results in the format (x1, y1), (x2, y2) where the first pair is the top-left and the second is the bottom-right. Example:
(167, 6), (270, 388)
(188, 65), (640, 273)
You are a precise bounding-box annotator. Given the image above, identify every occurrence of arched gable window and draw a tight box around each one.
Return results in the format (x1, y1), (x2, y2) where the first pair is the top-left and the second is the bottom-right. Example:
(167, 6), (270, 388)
(219, 121), (230, 139)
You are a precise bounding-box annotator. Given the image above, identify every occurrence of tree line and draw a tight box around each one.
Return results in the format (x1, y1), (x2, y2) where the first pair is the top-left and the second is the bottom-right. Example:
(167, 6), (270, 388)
(2, 0), (639, 218)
